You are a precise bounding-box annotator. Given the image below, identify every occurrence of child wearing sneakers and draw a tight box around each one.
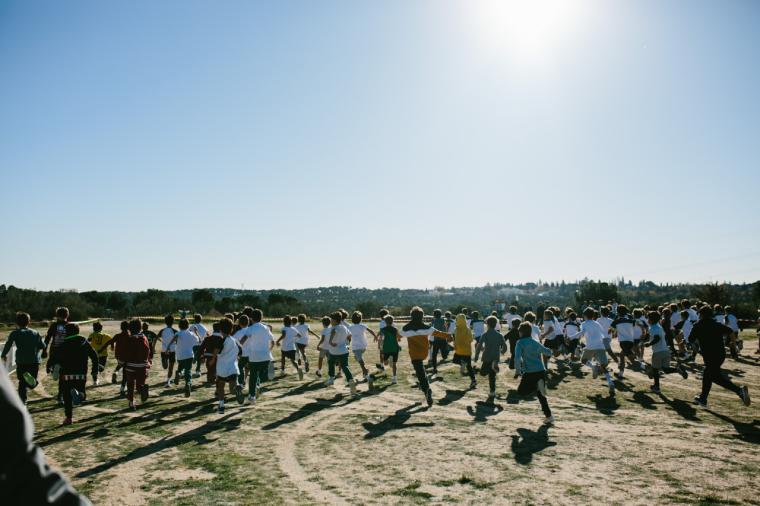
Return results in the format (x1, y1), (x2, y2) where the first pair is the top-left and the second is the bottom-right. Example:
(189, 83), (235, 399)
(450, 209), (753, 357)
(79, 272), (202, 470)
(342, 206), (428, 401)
(378, 315), (401, 383)
(514, 322), (554, 425)
(375, 308), (390, 372)
(348, 311), (378, 385)
(400, 306), (450, 407)
(597, 306), (618, 363)
(611, 305), (640, 378)
(87, 321), (111, 385)
(315, 316), (331, 377)
(326, 312), (357, 396)
(213, 317), (245, 413)
(173, 318), (199, 397)
(294, 314), (319, 372)
(275, 316), (304, 380)
(122, 319), (151, 410)
(1, 312), (45, 404)
(563, 312), (581, 361)
(158, 315), (178, 387)
(575, 308), (616, 397)
(238, 309), (275, 404)
(470, 311), (486, 344)
(452, 313), (477, 389)
(644, 311), (687, 394)
(474, 316), (508, 403)
(51, 323), (99, 425)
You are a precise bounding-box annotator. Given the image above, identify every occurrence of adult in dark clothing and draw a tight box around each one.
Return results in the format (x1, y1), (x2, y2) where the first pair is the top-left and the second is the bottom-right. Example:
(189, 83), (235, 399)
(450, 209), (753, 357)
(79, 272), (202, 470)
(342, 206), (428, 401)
(690, 306), (750, 408)
(0, 362), (91, 505)
(49, 323), (99, 424)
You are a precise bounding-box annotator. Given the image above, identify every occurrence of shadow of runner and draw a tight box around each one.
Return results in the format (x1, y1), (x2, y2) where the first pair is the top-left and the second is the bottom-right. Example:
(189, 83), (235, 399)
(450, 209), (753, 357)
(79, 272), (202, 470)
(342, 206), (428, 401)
(262, 394), (346, 431)
(466, 402), (504, 423)
(510, 425), (556, 465)
(705, 409), (760, 444)
(437, 389), (466, 406)
(273, 380), (325, 399)
(74, 413), (242, 478)
(362, 403), (433, 440)
(656, 393), (700, 421)
(586, 394), (619, 416)
(630, 391), (657, 410)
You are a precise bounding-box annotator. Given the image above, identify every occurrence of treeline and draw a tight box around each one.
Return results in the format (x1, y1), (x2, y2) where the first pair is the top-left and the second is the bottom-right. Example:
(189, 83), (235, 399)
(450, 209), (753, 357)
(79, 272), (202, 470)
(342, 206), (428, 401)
(1, 280), (759, 324)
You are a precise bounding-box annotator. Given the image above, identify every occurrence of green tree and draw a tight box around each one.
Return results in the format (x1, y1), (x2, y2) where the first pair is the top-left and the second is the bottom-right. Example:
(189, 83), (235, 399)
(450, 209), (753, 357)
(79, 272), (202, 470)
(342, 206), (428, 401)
(191, 289), (215, 313)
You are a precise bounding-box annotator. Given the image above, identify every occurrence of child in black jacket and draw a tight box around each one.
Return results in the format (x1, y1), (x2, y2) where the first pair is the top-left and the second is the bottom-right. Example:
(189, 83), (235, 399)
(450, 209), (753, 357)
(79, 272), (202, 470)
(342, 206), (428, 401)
(51, 323), (99, 425)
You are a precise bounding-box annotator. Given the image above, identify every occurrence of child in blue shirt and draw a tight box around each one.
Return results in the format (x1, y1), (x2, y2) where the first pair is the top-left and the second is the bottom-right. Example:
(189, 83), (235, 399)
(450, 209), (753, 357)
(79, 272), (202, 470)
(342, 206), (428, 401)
(514, 321), (554, 425)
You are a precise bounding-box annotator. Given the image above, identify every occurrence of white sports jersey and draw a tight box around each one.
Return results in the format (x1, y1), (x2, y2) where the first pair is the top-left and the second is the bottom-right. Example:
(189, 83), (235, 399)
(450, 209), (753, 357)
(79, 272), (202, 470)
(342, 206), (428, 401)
(348, 323), (369, 350)
(280, 327), (299, 352)
(160, 327), (177, 352)
(295, 323), (310, 345)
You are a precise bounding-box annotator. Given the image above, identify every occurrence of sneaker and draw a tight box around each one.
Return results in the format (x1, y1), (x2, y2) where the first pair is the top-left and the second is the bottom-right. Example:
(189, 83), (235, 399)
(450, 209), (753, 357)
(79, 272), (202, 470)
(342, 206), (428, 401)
(645, 364), (653, 379)
(315, 370), (322, 378)
(298, 368), (304, 381)
(469, 380), (478, 389)
(218, 402), (225, 414)
(111, 372), (118, 384)
(325, 377), (335, 386)
(543, 416), (555, 425)
(62, 417), (72, 426)
(246, 394), (255, 405)
(693, 396), (707, 408)
(349, 379), (358, 397)
(304, 362), (310, 373)
(166, 379), (172, 388)
(192, 372), (201, 378)
(592, 363), (600, 379)
(391, 375), (397, 384)
(129, 400), (136, 410)
(367, 374), (374, 389)
(255, 384), (261, 398)
(184, 383), (191, 397)
(175, 372), (181, 384)
(740, 385), (751, 406)
(235, 385), (245, 405)
(375, 363), (385, 371)
(650, 386), (661, 394)
(608, 383), (616, 397)
(615, 372), (624, 380)
(678, 363), (688, 379)
(140, 384), (149, 403)
(70, 388), (82, 406)
(23, 372), (38, 389)
(119, 386), (126, 398)
(425, 388), (433, 407)
(93, 377), (100, 387)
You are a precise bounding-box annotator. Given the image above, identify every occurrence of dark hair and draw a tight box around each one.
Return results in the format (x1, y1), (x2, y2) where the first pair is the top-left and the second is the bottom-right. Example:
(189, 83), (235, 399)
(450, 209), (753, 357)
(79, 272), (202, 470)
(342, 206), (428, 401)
(633, 308), (643, 318)
(142, 322), (150, 330)
(16, 312), (30, 327)
(582, 307), (595, 319)
(321, 316), (331, 326)
(252, 309), (263, 322)
(238, 314), (250, 327)
(600, 306), (610, 317)
(486, 316), (498, 328)
(523, 311), (536, 323)
(165, 314), (174, 326)
(543, 309), (554, 319)
(351, 311), (362, 324)
(647, 311), (660, 324)
(194, 314), (202, 323)
(56, 307), (69, 319)
(65, 322), (80, 336)
(699, 305), (714, 319)
(379, 308), (389, 317)
(298, 313), (307, 324)
(617, 305), (629, 316)
(510, 317), (522, 328)
(384, 315), (394, 325)
(339, 309), (349, 320)
(433, 309), (442, 318)
(129, 318), (142, 334)
(212, 322), (221, 332)
(410, 306), (424, 322)
(179, 318), (189, 330)
(282, 315), (291, 326)
(243, 306), (254, 318)
(509, 305), (518, 313)
(219, 317), (234, 335)
(93, 321), (103, 332)
(120, 320), (129, 331)
(518, 321), (533, 337)
(330, 311), (342, 324)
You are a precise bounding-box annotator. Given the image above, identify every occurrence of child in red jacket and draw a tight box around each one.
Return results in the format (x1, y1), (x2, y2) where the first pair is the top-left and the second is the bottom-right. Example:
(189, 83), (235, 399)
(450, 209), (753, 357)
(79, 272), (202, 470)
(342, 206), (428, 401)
(122, 319), (151, 410)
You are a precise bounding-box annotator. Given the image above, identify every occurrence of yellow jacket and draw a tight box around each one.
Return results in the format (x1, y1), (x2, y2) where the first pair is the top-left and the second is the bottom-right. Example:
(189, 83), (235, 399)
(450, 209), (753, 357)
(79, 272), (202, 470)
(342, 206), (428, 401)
(453, 314), (473, 356)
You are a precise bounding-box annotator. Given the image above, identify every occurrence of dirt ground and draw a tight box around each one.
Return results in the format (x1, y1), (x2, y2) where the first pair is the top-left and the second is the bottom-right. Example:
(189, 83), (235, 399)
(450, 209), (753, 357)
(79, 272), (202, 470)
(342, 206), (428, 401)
(4, 321), (759, 505)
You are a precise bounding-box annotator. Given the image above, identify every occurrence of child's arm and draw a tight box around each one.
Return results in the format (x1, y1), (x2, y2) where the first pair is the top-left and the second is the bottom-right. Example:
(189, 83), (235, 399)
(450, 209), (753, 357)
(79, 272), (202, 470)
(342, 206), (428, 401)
(366, 328), (378, 340)
(540, 326), (554, 340)
(309, 329), (321, 339)
(538, 342), (553, 357)
(0, 332), (15, 360)
(276, 331), (284, 346)
(328, 328), (337, 347)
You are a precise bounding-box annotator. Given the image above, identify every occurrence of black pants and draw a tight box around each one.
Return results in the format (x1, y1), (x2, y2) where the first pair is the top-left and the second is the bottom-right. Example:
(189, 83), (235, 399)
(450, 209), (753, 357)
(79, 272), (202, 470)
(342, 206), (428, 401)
(518, 371), (552, 417)
(480, 361), (497, 392)
(60, 379), (86, 419)
(700, 357), (741, 402)
(411, 359), (430, 393)
(16, 363), (39, 403)
(429, 339), (449, 371)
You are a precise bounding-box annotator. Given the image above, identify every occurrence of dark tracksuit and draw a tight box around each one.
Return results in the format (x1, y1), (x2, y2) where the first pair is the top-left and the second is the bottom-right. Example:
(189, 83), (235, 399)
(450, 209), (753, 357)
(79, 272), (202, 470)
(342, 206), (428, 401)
(51, 335), (99, 419)
(690, 319), (742, 403)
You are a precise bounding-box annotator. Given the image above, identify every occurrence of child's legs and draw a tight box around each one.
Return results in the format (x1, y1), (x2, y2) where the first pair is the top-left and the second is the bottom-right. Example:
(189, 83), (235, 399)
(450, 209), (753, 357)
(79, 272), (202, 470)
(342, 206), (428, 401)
(62, 380), (73, 418)
(411, 359), (429, 392)
(327, 354), (336, 378)
(465, 356), (475, 380)
(215, 377), (226, 401)
(391, 354), (398, 375)
(537, 391), (552, 417)
(257, 361), (269, 388)
(125, 369), (136, 401)
(317, 350), (325, 370)
(206, 356), (216, 383)
(338, 354), (353, 381)
(488, 368), (496, 392)
(179, 359), (193, 384)
(193, 345), (201, 371)
(354, 349), (368, 375)
(167, 353), (175, 378)
(280, 353), (286, 370)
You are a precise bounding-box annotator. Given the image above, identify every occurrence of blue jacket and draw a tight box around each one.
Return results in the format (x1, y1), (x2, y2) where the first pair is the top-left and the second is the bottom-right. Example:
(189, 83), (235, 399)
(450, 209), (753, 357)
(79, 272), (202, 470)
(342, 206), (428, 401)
(514, 336), (551, 374)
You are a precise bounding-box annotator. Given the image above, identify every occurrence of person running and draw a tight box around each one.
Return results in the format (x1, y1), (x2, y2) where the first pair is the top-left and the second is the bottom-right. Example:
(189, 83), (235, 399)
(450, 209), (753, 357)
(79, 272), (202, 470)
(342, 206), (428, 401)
(504, 306), (521, 330)
(294, 314), (319, 372)
(326, 311), (357, 396)
(452, 313), (477, 388)
(238, 309), (275, 404)
(190, 314), (209, 378)
(470, 311), (486, 345)
(87, 321), (111, 386)
(315, 316), (331, 378)
(400, 307), (450, 407)
(96, 321), (129, 395)
(690, 306), (750, 408)
(375, 308), (390, 372)
(563, 312), (581, 362)
(540, 309), (562, 367)
(474, 316), (508, 404)
(347, 311), (378, 385)
(724, 306), (740, 358)
(643, 311), (687, 394)
(428, 309), (450, 377)
(43, 307), (69, 403)
(276, 316), (304, 380)
(213, 317), (245, 413)
(158, 315), (178, 387)
(514, 322), (554, 425)
(142, 322), (158, 358)
(173, 318), (199, 397)
(51, 323), (99, 425)
(1, 312), (45, 405)
(122, 318), (151, 410)
(597, 306), (618, 363)
(504, 317), (521, 374)
(575, 308), (616, 397)
(200, 322), (223, 385)
(611, 305), (640, 379)
(378, 314), (401, 384)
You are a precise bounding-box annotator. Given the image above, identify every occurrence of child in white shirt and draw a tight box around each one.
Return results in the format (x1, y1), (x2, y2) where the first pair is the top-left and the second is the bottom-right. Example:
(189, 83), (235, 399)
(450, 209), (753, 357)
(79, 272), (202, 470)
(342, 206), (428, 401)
(347, 311), (378, 385)
(275, 316), (303, 380)
(294, 313), (319, 373)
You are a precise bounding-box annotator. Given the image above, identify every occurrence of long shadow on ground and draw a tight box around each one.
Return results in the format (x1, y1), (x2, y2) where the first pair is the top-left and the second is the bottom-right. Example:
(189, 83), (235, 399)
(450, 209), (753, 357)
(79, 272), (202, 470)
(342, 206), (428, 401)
(262, 394), (347, 430)
(706, 409), (760, 445)
(362, 403), (433, 440)
(510, 425), (556, 465)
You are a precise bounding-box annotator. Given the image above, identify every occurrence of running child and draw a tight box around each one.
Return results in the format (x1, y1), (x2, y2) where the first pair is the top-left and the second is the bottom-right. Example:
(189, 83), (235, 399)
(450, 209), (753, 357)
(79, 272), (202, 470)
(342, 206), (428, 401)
(597, 306), (618, 363)
(375, 308), (390, 371)
(474, 316), (508, 403)
(347, 311), (378, 385)
(158, 315), (178, 387)
(294, 314), (319, 372)
(51, 323), (99, 425)
(142, 322), (158, 357)
(122, 319), (151, 410)
(87, 321), (111, 386)
(514, 321), (554, 425)
(1, 312), (45, 404)
(470, 311), (486, 344)
(428, 309), (449, 376)
(540, 309), (561, 367)
(378, 315), (401, 384)
(452, 313), (477, 389)
(315, 316), (331, 378)
(643, 311), (687, 394)
(563, 312), (581, 362)
(611, 305), (640, 378)
(400, 306), (450, 407)
(238, 309), (275, 404)
(275, 316), (304, 380)
(575, 308), (616, 397)
(632, 308), (648, 361)
(173, 318), (199, 397)
(504, 317), (521, 373)
(326, 311), (357, 396)
(200, 322), (223, 384)
(504, 306), (521, 330)
(213, 317), (245, 413)
(190, 314), (208, 378)
(43, 307), (69, 402)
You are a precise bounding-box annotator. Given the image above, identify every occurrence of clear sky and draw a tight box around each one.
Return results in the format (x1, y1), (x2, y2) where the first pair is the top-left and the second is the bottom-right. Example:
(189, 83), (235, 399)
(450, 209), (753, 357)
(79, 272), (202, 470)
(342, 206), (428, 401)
(1, 0), (759, 292)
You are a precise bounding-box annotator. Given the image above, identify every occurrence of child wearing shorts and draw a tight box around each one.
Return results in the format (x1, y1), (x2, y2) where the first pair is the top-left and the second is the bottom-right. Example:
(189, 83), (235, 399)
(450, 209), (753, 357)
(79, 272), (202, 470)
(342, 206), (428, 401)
(87, 321), (111, 385)
(575, 308), (616, 397)
(316, 316), (331, 377)
(452, 313), (477, 389)
(158, 315), (178, 387)
(276, 316), (304, 380)
(644, 311), (687, 394)
(514, 322), (554, 425)
(238, 309), (275, 404)
(174, 318), (199, 397)
(213, 317), (245, 413)
(294, 313), (319, 372)
(348, 311), (378, 385)
(378, 315), (401, 383)
(474, 316), (508, 403)
(326, 312), (357, 396)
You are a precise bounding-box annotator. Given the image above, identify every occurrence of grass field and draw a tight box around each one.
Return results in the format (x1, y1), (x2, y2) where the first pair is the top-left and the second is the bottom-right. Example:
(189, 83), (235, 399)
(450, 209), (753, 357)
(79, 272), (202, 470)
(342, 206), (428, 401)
(3, 322), (760, 505)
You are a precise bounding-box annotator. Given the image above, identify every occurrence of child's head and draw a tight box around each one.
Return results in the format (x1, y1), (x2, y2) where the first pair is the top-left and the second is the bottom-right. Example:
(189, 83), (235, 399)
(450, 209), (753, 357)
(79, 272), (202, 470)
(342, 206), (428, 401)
(194, 313), (202, 323)
(238, 314), (250, 327)
(523, 311), (536, 323)
(471, 310), (480, 319)
(129, 318), (142, 335)
(680, 309), (689, 319)
(379, 308), (389, 318)
(251, 309), (263, 322)
(568, 312), (577, 321)
(462, 307), (470, 316)
(384, 315), (394, 326)
(699, 305), (714, 320)
(433, 309), (442, 318)
(633, 308), (643, 318)
(339, 309), (349, 321)
(582, 307), (595, 320)
(15, 312), (30, 328)
(510, 317), (522, 329)
(165, 314), (174, 327)
(321, 316), (331, 328)
(282, 315), (291, 327)
(120, 320), (129, 332)
(298, 313), (307, 324)
(179, 318), (189, 330)
(647, 311), (660, 325)
(662, 308), (671, 318)
(243, 306), (254, 319)
(486, 315), (498, 329)
(617, 305), (629, 316)
(56, 307), (69, 321)
(509, 305), (518, 314)
(351, 311), (362, 324)
(725, 305), (733, 315)
(444, 311), (452, 319)
(518, 321), (533, 338)
(93, 321), (103, 332)
(142, 322), (150, 332)
(600, 306), (610, 317)
(330, 311), (342, 325)
(219, 317), (233, 336)
(410, 306), (424, 322)
(212, 322), (221, 333)
(543, 309), (554, 320)
(65, 322), (80, 337)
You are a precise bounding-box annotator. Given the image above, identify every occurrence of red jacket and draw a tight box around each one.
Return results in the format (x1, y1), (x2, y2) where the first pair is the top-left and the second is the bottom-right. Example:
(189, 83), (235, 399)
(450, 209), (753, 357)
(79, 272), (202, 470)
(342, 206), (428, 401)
(122, 333), (150, 369)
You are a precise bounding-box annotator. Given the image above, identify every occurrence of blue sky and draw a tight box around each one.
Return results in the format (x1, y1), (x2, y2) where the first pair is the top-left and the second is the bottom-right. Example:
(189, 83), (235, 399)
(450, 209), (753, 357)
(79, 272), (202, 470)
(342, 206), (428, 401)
(1, 0), (759, 291)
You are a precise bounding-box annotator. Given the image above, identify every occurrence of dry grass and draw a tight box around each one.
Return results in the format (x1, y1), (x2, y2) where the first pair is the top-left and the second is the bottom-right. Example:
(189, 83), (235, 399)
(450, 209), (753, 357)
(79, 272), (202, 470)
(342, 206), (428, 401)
(3, 322), (759, 505)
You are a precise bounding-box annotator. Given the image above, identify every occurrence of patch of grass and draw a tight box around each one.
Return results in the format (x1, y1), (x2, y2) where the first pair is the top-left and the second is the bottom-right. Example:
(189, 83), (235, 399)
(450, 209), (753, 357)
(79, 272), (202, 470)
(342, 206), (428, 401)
(392, 481), (433, 500)
(696, 496), (741, 506)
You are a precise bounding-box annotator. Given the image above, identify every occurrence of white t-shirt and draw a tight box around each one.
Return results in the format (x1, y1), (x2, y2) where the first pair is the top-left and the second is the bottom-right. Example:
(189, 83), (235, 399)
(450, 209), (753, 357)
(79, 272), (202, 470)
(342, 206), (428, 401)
(216, 335), (240, 378)
(612, 317), (635, 342)
(564, 320), (581, 340)
(233, 326), (251, 345)
(714, 313), (725, 325)
(725, 314), (739, 333)
(633, 317), (647, 340)
(687, 307), (698, 322)
(329, 325), (350, 355)
(471, 320), (484, 337)
(649, 323), (668, 354)
(348, 323), (369, 350)
(531, 324), (541, 342)
(680, 319), (694, 341)
(670, 312), (681, 330)
(191, 323), (208, 341)
(160, 327), (177, 352)
(580, 319), (606, 351)
(318, 327), (331, 351)
(244, 322), (275, 362)
(175, 329), (198, 361)
(447, 320), (456, 334)
(280, 327), (299, 352)
(597, 316), (613, 336)
(541, 320), (556, 338)
(295, 323), (310, 345)
(553, 318), (564, 337)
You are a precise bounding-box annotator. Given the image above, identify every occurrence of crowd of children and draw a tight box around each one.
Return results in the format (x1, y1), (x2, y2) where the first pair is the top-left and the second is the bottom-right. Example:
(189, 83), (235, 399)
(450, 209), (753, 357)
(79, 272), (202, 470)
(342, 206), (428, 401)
(1, 299), (756, 426)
